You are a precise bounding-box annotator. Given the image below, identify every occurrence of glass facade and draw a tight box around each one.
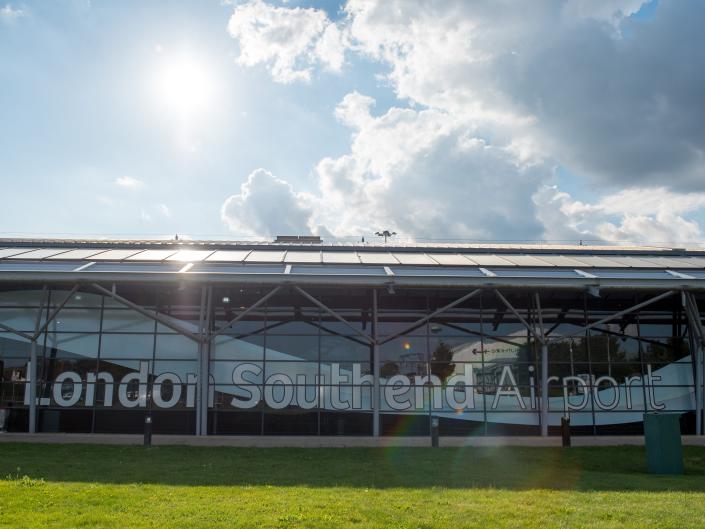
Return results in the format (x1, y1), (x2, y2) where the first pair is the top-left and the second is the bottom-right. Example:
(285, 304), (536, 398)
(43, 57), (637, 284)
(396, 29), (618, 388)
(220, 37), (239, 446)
(0, 285), (700, 436)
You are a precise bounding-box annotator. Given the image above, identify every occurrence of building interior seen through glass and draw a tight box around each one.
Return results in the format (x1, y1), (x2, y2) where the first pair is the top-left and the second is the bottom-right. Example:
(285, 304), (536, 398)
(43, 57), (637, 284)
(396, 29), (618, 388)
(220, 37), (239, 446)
(0, 285), (698, 435)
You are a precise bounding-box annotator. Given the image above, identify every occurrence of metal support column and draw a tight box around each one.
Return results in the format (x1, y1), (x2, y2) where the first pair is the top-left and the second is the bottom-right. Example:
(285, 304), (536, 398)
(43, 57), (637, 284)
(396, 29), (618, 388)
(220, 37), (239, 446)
(195, 286), (207, 436)
(28, 340), (37, 433)
(29, 286), (47, 434)
(372, 289), (380, 437)
(683, 292), (705, 435)
(199, 286), (212, 436)
(535, 293), (549, 437)
(541, 343), (549, 437)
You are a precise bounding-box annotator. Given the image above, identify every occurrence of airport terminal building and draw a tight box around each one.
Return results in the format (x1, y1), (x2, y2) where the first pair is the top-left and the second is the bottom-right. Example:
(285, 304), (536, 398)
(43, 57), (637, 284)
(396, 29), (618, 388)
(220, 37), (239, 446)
(0, 237), (703, 438)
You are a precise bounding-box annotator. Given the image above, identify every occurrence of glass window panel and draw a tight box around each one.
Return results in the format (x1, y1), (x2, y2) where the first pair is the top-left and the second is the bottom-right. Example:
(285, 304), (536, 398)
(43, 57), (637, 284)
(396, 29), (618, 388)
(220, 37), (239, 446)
(641, 339), (689, 362)
(192, 264), (285, 274)
(44, 333), (99, 360)
(155, 334), (197, 359)
(588, 335), (640, 362)
(428, 336), (483, 363)
(0, 335), (31, 357)
(102, 310), (156, 333)
(391, 267), (486, 277)
(0, 307), (44, 331)
(546, 338), (589, 363)
(0, 262), (78, 272)
(101, 334), (154, 359)
(210, 360), (263, 384)
(380, 336), (427, 362)
(320, 335), (371, 361)
(212, 334), (264, 361)
(0, 289), (46, 307)
(265, 361), (319, 380)
(265, 335), (319, 361)
(44, 308), (101, 332)
(482, 337), (531, 363)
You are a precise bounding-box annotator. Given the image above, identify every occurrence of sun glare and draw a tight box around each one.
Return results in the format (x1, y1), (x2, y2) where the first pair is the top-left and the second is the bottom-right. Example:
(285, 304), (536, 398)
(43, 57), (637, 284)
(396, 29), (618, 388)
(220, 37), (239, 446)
(153, 52), (214, 120)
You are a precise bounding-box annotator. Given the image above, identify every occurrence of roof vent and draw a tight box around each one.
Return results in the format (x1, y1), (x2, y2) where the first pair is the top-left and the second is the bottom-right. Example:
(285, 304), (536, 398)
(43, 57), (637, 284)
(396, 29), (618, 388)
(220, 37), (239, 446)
(274, 235), (322, 244)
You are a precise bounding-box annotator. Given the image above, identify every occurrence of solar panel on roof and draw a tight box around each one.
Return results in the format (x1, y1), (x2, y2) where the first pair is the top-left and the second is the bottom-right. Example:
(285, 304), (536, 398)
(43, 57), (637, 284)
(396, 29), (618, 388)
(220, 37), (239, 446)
(47, 249), (108, 260)
(205, 250), (251, 262)
(91, 249), (143, 260)
(166, 250), (214, 262)
(426, 254), (471, 266)
(321, 252), (360, 264)
(284, 251), (321, 263)
(638, 256), (705, 269)
(392, 253), (438, 265)
(535, 255), (591, 267)
(245, 250), (286, 263)
(601, 256), (666, 268)
(7, 248), (72, 259)
(499, 254), (554, 267)
(462, 254), (515, 266)
(0, 248), (39, 259)
(567, 255), (625, 267)
(127, 249), (178, 261)
(357, 252), (400, 264)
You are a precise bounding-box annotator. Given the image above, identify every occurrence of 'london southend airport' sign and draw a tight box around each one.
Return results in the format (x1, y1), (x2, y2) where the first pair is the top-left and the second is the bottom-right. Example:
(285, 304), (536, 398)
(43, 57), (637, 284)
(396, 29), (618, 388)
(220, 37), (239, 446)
(23, 362), (668, 412)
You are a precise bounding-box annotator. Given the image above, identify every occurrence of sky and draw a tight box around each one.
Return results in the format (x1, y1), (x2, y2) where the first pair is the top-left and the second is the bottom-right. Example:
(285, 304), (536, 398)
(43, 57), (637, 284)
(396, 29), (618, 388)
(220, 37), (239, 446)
(1, 0), (705, 245)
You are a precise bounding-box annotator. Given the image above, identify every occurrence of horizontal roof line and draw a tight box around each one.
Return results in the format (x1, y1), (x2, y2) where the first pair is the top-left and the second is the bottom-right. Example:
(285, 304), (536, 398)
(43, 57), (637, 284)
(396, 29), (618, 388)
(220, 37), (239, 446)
(0, 238), (702, 257)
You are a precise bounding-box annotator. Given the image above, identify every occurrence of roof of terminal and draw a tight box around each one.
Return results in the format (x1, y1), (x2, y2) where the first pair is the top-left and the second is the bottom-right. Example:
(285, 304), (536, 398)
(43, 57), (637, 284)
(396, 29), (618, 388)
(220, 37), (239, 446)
(1, 238), (705, 289)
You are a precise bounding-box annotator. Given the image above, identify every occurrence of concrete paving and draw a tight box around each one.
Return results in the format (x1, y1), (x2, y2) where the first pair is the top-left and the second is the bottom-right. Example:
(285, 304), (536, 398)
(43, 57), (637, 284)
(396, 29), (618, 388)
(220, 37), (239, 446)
(1, 432), (704, 447)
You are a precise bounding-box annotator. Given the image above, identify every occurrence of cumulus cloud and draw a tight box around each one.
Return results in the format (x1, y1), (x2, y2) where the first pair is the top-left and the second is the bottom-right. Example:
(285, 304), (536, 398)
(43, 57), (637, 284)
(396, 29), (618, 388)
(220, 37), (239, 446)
(0, 4), (24, 21)
(221, 169), (320, 237)
(534, 185), (705, 244)
(223, 0), (705, 243)
(227, 0), (346, 83)
(115, 175), (144, 189)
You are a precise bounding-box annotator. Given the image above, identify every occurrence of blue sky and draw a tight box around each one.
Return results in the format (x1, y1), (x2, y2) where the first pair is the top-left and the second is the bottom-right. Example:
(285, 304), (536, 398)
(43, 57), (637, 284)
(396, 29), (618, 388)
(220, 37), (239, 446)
(2, 0), (705, 244)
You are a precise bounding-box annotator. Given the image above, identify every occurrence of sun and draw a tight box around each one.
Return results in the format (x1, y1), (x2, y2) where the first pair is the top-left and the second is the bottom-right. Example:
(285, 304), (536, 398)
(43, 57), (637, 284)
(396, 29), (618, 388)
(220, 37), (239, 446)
(152, 52), (214, 120)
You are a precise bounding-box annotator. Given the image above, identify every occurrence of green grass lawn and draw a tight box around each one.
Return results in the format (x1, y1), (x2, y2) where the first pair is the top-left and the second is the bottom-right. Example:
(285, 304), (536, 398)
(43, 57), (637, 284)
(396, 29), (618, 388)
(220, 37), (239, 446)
(0, 443), (704, 528)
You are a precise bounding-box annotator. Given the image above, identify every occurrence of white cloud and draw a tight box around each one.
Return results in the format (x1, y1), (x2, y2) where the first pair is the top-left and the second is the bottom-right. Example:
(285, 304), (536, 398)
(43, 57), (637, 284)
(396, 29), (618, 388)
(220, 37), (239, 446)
(114, 175), (144, 189)
(221, 1), (705, 243)
(227, 0), (346, 83)
(221, 169), (320, 237)
(534, 185), (705, 244)
(0, 4), (24, 21)
(158, 204), (170, 218)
